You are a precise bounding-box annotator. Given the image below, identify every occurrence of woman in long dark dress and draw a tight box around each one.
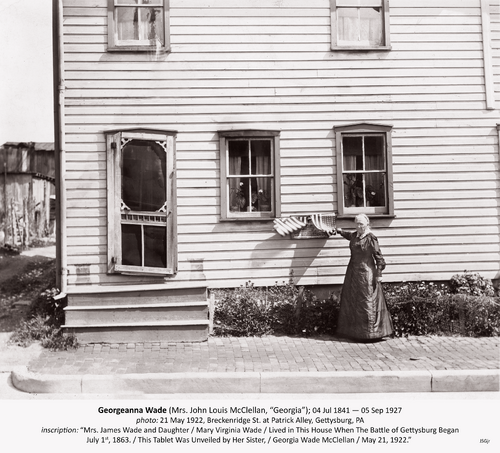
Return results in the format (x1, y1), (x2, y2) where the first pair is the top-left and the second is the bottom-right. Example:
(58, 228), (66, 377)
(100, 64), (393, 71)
(334, 214), (393, 342)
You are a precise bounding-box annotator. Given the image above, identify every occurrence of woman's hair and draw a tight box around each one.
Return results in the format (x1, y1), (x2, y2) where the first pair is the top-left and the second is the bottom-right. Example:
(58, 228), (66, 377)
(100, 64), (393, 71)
(354, 213), (370, 225)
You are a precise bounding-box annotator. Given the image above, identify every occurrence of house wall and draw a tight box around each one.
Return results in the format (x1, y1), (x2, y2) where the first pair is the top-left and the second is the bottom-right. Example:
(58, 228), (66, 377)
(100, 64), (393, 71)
(492, 0), (500, 104)
(62, 0), (500, 292)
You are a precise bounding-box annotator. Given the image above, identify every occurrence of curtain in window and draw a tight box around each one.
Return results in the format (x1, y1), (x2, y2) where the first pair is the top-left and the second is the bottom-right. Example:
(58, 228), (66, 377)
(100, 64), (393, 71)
(365, 148), (385, 207)
(115, 6), (164, 44)
(229, 156), (242, 211)
(253, 141), (271, 211)
(338, 7), (382, 46)
(343, 155), (357, 171)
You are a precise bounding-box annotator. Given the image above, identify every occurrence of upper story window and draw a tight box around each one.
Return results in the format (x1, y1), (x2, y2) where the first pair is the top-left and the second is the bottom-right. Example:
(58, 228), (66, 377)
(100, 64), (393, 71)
(335, 123), (394, 217)
(219, 130), (281, 221)
(107, 0), (170, 52)
(331, 0), (391, 50)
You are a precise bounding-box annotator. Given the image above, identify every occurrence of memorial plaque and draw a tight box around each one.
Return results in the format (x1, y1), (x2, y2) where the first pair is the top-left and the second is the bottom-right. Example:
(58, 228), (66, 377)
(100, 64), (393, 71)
(290, 215), (337, 239)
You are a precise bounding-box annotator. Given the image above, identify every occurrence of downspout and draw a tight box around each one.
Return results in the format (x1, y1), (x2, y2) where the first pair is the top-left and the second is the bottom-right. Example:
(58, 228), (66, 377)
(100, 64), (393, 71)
(52, 0), (67, 294)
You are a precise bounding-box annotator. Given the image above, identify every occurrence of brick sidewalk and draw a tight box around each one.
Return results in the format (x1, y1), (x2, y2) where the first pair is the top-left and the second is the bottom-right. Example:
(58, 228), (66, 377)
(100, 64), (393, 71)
(27, 335), (499, 376)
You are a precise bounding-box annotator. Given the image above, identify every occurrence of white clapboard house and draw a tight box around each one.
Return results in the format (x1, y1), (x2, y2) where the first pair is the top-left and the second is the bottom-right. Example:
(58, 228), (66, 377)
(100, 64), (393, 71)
(52, 0), (500, 342)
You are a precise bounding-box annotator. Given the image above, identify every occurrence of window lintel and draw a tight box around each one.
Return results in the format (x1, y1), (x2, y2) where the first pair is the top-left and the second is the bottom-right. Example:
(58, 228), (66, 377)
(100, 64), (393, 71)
(105, 128), (177, 137)
(334, 123), (393, 134)
(218, 130), (281, 138)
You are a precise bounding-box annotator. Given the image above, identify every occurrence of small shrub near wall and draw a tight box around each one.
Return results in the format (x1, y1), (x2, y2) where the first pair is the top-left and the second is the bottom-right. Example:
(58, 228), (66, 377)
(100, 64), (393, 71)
(10, 284), (79, 350)
(213, 271), (499, 338)
(212, 281), (340, 337)
(384, 271), (500, 337)
(212, 282), (274, 337)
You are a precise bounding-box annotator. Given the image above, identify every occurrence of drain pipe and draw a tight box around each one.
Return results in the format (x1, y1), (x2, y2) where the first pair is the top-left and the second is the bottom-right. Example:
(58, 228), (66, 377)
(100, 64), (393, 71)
(52, 0), (67, 295)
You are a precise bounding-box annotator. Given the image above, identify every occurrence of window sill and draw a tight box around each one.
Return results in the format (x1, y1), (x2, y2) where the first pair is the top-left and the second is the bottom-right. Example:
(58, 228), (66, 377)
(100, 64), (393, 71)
(337, 214), (396, 220)
(113, 264), (175, 276)
(107, 46), (170, 53)
(220, 217), (274, 222)
(331, 46), (392, 52)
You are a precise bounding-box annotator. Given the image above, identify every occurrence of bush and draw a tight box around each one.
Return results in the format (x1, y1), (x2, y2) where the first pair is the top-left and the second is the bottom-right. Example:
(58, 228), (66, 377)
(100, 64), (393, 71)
(384, 273), (500, 337)
(213, 271), (499, 339)
(449, 270), (495, 296)
(28, 287), (66, 327)
(9, 315), (79, 350)
(213, 282), (274, 336)
(459, 295), (500, 337)
(213, 279), (341, 337)
(386, 294), (500, 338)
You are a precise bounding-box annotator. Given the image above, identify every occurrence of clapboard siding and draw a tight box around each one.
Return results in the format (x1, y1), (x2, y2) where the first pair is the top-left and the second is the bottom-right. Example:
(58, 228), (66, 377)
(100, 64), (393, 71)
(492, 0), (500, 103)
(62, 0), (500, 290)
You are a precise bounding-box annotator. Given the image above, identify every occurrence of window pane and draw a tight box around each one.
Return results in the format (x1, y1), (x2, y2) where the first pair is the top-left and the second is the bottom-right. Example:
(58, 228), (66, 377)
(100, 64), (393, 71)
(116, 7), (138, 41)
(343, 173), (364, 207)
(337, 0), (360, 5)
(140, 8), (164, 43)
(337, 6), (383, 46)
(365, 135), (385, 170)
(337, 8), (359, 45)
(250, 140), (272, 175)
(144, 225), (166, 268)
(343, 136), (363, 171)
(116, 0), (139, 4)
(122, 140), (166, 212)
(229, 178), (249, 212)
(365, 172), (386, 207)
(252, 178), (272, 212)
(115, 7), (164, 44)
(359, 7), (382, 46)
(337, 0), (382, 5)
(122, 224), (142, 266)
(228, 140), (249, 176)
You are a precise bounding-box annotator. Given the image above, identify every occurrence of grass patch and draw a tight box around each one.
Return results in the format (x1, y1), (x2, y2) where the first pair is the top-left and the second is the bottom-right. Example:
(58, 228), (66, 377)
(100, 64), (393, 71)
(2, 256), (79, 350)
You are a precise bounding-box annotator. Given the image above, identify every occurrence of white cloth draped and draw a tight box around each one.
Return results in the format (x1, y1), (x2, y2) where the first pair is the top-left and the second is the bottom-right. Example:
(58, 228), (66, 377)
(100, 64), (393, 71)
(273, 214), (337, 236)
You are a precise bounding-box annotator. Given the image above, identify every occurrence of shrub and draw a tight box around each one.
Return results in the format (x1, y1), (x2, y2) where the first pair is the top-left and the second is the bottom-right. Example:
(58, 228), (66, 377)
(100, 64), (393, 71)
(449, 270), (495, 297)
(213, 282), (274, 336)
(459, 294), (500, 337)
(213, 272), (499, 339)
(213, 280), (341, 337)
(9, 315), (79, 350)
(9, 316), (54, 347)
(385, 281), (500, 338)
(28, 287), (66, 327)
(298, 294), (341, 336)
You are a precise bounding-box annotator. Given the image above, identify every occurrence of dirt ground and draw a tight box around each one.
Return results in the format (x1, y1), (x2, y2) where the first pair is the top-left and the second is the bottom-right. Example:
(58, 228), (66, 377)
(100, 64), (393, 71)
(0, 244), (56, 333)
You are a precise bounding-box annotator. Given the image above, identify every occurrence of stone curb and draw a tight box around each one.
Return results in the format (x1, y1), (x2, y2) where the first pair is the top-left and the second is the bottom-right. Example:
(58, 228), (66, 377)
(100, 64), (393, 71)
(10, 368), (499, 394)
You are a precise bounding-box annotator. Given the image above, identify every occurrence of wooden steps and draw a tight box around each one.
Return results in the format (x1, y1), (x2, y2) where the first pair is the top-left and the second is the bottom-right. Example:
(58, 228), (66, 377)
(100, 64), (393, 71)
(63, 286), (209, 343)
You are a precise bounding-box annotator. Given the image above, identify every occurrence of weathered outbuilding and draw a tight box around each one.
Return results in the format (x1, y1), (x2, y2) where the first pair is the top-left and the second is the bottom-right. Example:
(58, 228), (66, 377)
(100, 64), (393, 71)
(1, 142), (55, 244)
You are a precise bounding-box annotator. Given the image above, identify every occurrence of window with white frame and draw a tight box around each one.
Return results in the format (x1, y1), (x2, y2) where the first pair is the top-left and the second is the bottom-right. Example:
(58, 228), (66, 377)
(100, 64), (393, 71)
(335, 123), (394, 216)
(331, 0), (390, 50)
(219, 130), (281, 221)
(106, 129), (177, 275)
(107, 0), (170, 52)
